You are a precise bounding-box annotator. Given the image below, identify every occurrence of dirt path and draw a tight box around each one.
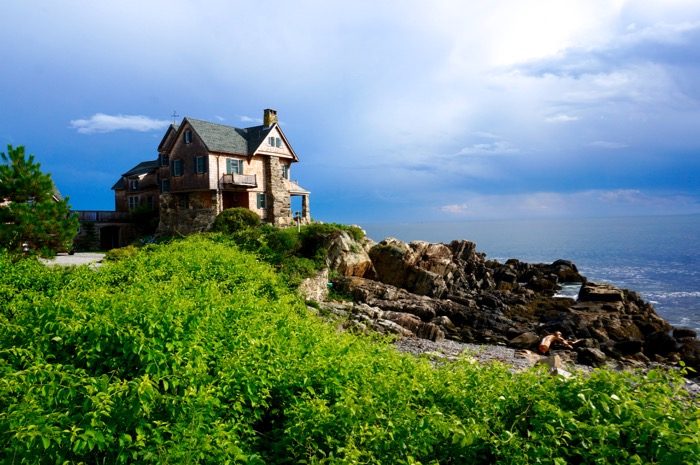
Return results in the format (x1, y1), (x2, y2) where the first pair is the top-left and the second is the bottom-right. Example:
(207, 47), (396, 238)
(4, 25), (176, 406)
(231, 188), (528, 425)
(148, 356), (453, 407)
(40, 252), (105, 267)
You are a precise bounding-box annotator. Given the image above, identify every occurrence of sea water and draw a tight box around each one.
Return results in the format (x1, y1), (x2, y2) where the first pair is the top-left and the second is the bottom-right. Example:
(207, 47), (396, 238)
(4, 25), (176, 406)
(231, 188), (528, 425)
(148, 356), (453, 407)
(362, 215), (700, 332)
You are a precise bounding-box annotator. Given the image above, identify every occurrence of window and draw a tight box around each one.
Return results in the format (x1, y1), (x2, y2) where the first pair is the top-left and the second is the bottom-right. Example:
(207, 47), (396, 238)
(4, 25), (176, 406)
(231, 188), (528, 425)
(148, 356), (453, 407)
(161, 154), (170, 166)
(268, 136), (275, 146)
(226, 158), (243, 174)
(172, 159), (183, 176)
(282, 165), (289, 179)
(195, 155), (207, 174)
(128, 196), (139, 210)
(129, 179), (139, 191)
(184, 129), (192, 144)
(161, 179), (170, 193)
(275, 137), (282, 148)
(257, 193), (266, 209)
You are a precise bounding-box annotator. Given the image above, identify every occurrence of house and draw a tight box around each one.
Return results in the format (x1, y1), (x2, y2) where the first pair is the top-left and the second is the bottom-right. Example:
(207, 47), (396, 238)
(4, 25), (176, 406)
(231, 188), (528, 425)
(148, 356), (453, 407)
(112, 108), (311, 235)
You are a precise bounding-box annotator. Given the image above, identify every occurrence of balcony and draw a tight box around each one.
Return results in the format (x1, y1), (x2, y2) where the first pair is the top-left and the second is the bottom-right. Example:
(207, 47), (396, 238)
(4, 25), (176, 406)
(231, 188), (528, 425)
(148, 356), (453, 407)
(74, 210), (131, 222)
(221, 173), (257, 188)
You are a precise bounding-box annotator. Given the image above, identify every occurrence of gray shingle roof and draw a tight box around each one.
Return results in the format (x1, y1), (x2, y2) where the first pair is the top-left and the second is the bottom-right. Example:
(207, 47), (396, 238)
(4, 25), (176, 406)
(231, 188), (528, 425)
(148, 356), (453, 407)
(113, 160), (159, 190)
(122, 160), (159, 177)
(185, 118), (273, 155)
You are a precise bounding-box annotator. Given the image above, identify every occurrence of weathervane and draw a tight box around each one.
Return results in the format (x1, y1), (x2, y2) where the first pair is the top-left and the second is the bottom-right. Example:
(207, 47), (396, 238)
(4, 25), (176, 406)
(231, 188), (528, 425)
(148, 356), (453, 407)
(171, 110), (179, 124)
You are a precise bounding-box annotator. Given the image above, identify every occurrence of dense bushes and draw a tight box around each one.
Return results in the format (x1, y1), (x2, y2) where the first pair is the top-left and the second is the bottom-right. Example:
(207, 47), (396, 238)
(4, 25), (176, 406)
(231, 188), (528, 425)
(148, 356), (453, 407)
(212, 207), (261, 234)
(1, 235), (698, 464)
(216, 217), (365, 287)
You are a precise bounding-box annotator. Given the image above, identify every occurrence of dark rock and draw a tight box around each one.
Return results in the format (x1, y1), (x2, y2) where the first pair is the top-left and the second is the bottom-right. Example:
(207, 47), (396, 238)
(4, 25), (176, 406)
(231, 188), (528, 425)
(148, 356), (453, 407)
(577, 347), (607, 367)
(644, 331), (680, 355)
(678, 339), (700, 372)
(509, 332), (540, 349)
(614, 339), (643, 355)
(573, 338), (599, 349)
(674, 328), (698, 339)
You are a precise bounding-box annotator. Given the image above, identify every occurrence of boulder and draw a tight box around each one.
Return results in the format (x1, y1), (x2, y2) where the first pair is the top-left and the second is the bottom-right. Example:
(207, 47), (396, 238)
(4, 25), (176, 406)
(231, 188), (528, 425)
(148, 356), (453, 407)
(325, 231), (374, 277)
(509, 332), (540, 349)
(578, 282), (625, 303)
(673, 328), (698, 339)
(298, 268), (329, 302)
(577, 347), (607, 367)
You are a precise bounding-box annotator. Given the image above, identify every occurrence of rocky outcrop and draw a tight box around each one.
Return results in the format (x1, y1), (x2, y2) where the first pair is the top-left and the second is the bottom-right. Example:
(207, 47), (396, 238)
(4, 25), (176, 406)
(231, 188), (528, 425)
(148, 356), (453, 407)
(325, 231), (373, 277)
(306, 232), (699, 372)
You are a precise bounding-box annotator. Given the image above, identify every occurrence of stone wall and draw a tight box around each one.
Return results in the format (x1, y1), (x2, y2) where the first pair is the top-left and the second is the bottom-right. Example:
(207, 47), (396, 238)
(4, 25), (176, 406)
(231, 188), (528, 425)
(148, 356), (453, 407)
(264, 156), (292, 226)
(157, 192), (217, 236)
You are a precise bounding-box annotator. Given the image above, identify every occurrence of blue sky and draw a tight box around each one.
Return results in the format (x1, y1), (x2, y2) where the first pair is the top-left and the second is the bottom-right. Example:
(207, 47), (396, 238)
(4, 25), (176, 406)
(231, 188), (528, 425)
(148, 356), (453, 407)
(2, 0), (699, 223)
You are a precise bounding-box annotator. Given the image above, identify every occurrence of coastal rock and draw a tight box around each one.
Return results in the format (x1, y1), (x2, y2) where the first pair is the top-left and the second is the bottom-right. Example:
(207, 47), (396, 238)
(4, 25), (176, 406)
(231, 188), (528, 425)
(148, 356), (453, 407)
(298, 268), (329, 302)
(577, 347), (607, 367)
(578, 282), (625, 303)
(509, 332), (540, 349)
(368, 238), (453, 297)
(321, 236), (695, 370)
(325, 231), (374, 277)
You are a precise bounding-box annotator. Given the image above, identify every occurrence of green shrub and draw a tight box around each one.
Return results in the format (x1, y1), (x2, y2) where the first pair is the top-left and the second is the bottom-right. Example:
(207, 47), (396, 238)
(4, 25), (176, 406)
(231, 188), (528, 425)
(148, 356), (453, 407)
(103, 244), (139, 261)
(211, 207), (261, 234)
(0, 238), (698, 464)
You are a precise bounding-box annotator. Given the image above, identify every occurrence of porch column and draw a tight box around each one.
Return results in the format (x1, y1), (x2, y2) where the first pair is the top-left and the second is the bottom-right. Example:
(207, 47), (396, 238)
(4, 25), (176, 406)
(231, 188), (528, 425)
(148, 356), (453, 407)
(301, 194), (310, 222)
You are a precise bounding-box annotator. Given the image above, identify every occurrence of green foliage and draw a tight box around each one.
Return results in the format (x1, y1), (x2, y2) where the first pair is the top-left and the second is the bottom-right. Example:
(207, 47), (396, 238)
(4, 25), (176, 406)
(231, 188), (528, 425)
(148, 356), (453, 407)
(214, 221), (362, 288)
(212, 207), (261, 234)
(129, 204), (159, 236)
(1, 237), (698, 464)
(74, 221), (99, 252)
(0, 145), (79, 256)
(103, 244), (140, 261)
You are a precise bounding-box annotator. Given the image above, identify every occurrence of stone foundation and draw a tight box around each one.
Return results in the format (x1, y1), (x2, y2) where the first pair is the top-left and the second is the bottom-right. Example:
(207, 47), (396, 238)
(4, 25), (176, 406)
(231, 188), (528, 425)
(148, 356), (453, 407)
(157, 192), (217, 236)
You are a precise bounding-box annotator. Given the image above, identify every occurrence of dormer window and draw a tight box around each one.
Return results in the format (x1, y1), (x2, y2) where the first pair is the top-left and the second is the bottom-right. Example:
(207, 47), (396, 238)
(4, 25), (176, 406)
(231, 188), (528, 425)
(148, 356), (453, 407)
(184, 130), (192, 144)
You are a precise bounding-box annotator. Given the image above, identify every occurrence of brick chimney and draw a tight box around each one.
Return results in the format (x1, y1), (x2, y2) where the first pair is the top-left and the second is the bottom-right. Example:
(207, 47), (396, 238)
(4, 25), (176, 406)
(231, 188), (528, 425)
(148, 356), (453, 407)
(263, 108), (278, 127)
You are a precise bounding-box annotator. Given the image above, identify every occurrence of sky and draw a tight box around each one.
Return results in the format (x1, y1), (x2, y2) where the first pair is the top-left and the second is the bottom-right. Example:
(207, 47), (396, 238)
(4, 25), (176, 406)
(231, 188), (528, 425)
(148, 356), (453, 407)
(1, 0), (700, 224)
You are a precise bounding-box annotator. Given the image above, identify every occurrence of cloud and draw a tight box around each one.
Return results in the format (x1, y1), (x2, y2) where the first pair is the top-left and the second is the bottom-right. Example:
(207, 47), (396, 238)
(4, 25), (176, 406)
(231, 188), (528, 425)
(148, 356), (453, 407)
(440, 203), (469, 214)
(589, 140), (628, 149)
(238, 115), (263, 124)
(437, 189), (700, 219)
(70, 113), (170, 134)
(545, 113), (579, 123)
(457, 140), (519, 155)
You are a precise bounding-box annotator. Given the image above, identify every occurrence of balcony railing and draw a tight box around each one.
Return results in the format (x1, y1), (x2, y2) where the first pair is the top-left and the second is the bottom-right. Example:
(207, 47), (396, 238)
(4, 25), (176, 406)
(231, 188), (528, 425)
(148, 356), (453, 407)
(221, 173), (257, 187)
(74, 210), (131, 222)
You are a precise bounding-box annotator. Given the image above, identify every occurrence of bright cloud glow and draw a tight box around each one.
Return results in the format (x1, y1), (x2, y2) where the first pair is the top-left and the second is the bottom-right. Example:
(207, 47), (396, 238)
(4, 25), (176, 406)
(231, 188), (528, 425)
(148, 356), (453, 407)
(546, 114), (579, 123)
(70, 114), (170, 134)
(1, 0), (699, 217)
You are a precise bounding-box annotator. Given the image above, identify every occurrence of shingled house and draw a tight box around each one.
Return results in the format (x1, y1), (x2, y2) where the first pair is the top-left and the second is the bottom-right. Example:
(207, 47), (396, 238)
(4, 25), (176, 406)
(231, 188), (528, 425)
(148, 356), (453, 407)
(112, 109), (310, 235)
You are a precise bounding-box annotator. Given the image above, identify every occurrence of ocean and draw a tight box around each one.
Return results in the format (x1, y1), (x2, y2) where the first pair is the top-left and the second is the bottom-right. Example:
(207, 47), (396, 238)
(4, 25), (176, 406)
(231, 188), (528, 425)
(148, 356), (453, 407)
(362, 214), (700, 332)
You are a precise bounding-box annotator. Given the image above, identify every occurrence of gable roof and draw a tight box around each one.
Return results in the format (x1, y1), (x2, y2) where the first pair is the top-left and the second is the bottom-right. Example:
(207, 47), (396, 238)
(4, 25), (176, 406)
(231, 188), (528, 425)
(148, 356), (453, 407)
(185, 118), (262, 155)
(180, 118), (298, 161)
(157, 124), (179, 152)
(122, 160), (159, 177)
(112, 160), (159, 190)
